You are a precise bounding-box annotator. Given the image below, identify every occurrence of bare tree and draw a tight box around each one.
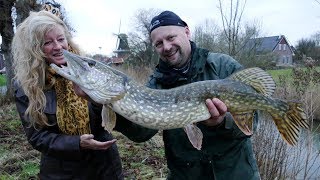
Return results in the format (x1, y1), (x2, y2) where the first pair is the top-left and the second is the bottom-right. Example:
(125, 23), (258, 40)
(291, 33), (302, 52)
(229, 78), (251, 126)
(218, 0), (247, 56)
(127, 8), (160, 68)
(14, 0), (42, 25)
(295, 38), (320, 66)
(217, 0), (269, 68)
(217, 0), (260, 57)
(310, 31), (320, 46)
(192, 19), (220, 51)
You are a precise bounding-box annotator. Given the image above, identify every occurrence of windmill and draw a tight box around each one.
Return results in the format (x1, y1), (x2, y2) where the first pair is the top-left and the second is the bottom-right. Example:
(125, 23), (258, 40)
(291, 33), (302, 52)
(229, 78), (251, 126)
(111, 19), (130, 64)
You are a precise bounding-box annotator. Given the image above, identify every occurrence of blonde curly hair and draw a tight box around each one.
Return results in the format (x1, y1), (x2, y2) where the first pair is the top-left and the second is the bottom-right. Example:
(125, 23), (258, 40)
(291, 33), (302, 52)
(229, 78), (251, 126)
(12, 10), (80, 128)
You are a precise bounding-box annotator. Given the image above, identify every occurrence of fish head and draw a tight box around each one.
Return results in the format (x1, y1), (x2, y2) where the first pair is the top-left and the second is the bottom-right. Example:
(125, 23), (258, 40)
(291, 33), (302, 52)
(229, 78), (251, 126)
(50, 50), (128, 104)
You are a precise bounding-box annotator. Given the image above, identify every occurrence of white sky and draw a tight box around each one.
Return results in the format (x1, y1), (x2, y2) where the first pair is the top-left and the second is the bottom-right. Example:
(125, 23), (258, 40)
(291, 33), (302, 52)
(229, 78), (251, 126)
(54, 0), (320, 55)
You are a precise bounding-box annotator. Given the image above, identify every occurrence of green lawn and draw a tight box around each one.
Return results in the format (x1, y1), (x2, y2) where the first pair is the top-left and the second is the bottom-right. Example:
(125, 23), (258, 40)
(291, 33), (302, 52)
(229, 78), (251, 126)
(0, 75), (6, 86)
(267, 68), (292, 78)
(267, 68), (293, 84)
(267, 66), (320, 84)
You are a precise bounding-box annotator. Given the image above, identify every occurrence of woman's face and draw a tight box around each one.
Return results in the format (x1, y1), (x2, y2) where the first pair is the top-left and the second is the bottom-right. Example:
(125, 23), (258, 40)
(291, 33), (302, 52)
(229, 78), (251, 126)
(43, 25), (69, 66)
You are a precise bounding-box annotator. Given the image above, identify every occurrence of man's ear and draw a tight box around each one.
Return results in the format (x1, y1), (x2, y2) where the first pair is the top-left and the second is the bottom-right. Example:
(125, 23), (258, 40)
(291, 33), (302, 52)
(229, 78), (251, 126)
(185, 26), (191, 39)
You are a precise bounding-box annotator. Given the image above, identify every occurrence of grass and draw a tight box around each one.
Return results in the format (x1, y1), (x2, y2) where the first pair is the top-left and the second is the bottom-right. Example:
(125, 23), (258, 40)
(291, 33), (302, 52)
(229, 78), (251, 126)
(267, 68), (292, 79)
(114, 131), (167, 178)
(0, 104), (40, 179)
(0, 75), (6, 86)
(0, 103), (167, 179)
(267, 66), (320, 85)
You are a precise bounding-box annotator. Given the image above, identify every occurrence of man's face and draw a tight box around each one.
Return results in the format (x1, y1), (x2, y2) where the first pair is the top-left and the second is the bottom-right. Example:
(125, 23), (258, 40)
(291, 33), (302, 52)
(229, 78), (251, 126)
(151, 26), (191, 68)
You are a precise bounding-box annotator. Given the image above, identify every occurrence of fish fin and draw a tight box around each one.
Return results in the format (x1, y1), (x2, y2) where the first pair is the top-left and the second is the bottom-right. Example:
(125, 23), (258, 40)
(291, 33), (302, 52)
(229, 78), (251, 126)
(101, 105), (117, 132)
(270, 102), (309, 146)
(228, 67), (276, 97)
(230, 111), (255, 136)
(184, 124), (203, 150)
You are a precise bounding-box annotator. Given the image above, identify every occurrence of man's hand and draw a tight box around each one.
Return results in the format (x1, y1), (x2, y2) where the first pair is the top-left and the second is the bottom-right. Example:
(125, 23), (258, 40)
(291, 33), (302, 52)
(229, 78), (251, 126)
(202, 98), (227, 127)
(80, 134), (116, 150)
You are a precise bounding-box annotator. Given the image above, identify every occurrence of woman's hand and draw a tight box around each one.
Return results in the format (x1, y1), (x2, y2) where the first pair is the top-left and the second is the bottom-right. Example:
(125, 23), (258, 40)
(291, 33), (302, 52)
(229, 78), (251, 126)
(202, 98), (227, 127)
(73, 83), (87, 98)
(80, 134), (116, 150)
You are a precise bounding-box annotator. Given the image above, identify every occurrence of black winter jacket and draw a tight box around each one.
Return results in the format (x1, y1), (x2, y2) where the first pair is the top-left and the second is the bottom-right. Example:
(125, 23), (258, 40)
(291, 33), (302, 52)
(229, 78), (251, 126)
(14, 85), (123, 180)
(115, 42), (260, 180)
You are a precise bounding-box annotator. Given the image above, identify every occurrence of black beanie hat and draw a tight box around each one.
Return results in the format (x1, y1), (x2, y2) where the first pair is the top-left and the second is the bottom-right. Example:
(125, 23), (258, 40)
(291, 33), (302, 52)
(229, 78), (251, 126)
(149, 11), (188, 33)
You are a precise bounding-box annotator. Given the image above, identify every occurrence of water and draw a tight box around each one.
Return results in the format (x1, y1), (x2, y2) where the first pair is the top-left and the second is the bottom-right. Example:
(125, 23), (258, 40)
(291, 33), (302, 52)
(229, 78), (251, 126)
(254, 113), (320, 179)
(312, 121), (320, 150)
(282, 121), (320, 179)
(293, 129), (320, 179)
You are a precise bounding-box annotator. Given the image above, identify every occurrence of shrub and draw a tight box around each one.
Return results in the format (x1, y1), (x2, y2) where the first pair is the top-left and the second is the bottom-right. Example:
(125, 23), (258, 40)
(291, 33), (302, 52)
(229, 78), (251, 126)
(253, 66), (320, 179)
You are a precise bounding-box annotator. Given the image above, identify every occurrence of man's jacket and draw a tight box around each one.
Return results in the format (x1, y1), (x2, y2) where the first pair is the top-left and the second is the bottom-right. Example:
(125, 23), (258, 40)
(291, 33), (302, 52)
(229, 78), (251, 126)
(115, 41), (260, 180)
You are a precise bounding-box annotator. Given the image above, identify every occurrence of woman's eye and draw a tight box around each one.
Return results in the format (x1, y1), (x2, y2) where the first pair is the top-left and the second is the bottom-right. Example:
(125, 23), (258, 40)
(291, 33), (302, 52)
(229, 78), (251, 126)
(58, 38), (65, 42)
(44, 41), (51, 46)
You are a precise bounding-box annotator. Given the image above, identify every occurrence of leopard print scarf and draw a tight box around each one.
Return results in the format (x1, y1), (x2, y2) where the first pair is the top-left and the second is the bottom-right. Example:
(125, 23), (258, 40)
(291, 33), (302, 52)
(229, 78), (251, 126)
(46, 67), (91, 135)
(43, 4), (90, 135)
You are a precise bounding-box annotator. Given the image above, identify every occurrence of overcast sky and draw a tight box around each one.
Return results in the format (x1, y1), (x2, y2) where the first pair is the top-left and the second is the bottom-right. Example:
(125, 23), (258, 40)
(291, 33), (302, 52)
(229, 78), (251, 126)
(39, 0), (320, 55)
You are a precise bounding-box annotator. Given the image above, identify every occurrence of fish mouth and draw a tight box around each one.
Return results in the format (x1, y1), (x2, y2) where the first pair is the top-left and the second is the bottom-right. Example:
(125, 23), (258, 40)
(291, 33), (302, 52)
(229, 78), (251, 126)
(50, 62), (73, 80)
(63, 50), (94, 70)
(50, 50), (93, 79)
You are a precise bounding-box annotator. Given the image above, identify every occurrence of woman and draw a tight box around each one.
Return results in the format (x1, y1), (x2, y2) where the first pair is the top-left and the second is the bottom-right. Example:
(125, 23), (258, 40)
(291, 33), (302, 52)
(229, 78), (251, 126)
(12, 10), (123, 179)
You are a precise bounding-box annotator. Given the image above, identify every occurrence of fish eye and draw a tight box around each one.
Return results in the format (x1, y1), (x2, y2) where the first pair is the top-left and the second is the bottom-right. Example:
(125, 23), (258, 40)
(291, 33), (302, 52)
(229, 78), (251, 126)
(88, 61), (95, 67)
(84, 58), (96, 67)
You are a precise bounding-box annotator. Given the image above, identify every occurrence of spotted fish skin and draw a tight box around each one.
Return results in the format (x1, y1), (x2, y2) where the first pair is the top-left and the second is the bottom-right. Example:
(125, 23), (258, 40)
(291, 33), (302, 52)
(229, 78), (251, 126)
(50, 50), (309, 149)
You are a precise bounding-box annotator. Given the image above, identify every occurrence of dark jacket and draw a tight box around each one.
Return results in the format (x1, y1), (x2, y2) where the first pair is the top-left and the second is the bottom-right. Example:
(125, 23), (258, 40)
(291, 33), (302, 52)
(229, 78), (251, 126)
(14, 85), (123, 180)
(115, 42), (260, 180)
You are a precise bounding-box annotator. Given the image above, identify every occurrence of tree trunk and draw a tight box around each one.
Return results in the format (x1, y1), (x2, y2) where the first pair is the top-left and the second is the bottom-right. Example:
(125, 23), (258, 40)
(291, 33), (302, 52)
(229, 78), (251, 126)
(0, 0), (43, 101)
(0, 0), (15, 99)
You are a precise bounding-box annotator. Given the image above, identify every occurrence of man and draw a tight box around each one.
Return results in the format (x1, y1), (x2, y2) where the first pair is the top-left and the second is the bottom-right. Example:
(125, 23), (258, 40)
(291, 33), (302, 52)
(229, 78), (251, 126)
(114, 10), (260, 180)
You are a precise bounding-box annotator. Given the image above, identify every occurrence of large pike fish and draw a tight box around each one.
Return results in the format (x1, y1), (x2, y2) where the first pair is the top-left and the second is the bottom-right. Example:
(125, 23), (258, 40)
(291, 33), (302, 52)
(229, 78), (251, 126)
(50, 50), (309, 150)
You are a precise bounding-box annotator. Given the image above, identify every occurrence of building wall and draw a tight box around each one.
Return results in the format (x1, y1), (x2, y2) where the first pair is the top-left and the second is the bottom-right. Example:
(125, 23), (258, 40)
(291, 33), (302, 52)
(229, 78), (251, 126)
(273, 43), (293, 66)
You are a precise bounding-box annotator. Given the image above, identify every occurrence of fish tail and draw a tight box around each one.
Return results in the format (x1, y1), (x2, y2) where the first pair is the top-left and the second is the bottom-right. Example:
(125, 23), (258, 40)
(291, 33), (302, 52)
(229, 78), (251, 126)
(270, 102), (309, 145)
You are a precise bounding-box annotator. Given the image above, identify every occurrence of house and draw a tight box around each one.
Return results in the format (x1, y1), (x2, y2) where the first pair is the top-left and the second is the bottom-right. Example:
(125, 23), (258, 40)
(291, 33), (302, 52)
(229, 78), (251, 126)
(247, 35), (294, 66)
(105, 56), (125, 65)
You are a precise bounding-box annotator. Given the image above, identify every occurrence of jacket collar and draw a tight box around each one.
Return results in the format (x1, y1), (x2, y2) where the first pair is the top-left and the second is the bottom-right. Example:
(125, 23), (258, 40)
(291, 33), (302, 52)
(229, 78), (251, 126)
(154, 41), (209, 86)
